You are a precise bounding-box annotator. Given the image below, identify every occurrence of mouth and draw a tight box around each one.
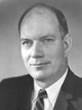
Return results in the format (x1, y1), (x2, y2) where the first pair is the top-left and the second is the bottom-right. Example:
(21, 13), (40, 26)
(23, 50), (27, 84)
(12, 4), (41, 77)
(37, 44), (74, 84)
(30, 62), (50, 67)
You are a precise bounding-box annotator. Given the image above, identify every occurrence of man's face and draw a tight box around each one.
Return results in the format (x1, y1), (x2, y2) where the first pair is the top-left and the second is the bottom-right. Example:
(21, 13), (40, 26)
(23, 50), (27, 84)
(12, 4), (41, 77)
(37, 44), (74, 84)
(20, 12), (67, 83)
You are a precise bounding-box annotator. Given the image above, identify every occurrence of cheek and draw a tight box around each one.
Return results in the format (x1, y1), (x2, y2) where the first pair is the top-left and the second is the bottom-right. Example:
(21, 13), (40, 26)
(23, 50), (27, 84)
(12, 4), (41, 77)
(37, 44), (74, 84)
(21, 48), (30, 62)
(45, 43), (65, 61)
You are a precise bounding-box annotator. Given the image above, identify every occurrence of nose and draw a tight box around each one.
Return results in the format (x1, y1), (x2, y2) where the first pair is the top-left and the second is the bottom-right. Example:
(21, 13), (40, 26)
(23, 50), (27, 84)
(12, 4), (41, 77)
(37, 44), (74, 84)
(31, 41), (44, 59)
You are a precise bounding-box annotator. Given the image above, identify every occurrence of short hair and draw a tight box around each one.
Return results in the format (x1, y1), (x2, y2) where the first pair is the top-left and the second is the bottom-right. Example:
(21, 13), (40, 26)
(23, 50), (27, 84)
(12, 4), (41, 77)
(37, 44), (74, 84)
(18, 3), (68, 37)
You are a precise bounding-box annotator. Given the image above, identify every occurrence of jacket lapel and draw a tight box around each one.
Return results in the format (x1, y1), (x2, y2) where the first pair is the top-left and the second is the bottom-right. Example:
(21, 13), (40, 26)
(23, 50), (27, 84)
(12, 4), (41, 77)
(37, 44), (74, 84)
(54, 68), (75, 110)
(18, 75), (34, 110)
(54, 90), (73, 110)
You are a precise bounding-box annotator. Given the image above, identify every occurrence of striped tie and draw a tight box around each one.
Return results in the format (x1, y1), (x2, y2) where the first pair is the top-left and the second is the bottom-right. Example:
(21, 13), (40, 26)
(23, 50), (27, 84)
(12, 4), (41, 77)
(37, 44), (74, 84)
(34, 89), (47, 110)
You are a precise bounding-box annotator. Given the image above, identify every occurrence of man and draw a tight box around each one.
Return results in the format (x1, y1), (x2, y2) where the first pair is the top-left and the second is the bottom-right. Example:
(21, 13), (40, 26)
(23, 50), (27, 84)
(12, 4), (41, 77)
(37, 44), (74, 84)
(0, 3), (82, 110)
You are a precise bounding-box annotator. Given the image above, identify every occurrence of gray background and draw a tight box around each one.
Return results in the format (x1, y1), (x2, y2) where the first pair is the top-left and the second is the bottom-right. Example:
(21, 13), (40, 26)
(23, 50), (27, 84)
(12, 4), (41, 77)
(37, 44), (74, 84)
(0, 0), (82, 81)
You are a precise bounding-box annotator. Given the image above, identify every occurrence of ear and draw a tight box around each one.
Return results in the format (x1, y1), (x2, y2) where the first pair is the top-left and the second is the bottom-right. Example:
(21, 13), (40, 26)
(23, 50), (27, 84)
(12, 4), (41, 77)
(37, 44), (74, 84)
(64, 34), (72, 57)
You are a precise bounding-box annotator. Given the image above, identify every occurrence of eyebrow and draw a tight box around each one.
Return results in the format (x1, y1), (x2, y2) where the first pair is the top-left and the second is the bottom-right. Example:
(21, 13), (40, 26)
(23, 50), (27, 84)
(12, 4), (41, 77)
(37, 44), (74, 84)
(20, 38), (31, 42)
(20, 34), (56, 41)
(40, 34), (56, 40)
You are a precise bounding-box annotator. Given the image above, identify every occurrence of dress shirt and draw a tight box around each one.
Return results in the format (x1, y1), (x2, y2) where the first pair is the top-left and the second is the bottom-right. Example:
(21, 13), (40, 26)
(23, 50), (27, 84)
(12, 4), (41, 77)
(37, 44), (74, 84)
(32, 68), (68, 110)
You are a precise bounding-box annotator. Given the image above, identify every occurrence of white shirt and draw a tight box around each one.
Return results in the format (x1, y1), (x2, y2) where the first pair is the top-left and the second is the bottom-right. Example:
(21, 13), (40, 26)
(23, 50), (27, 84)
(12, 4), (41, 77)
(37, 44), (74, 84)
(32, 69), (68, 110)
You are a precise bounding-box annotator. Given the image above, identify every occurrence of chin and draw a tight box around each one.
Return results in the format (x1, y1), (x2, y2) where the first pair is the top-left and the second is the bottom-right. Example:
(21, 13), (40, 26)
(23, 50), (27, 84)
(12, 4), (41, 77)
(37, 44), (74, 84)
(31, 71), (46, 80)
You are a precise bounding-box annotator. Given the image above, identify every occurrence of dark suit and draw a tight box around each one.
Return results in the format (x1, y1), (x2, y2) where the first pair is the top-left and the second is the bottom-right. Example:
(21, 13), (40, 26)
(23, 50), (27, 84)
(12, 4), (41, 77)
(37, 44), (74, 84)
(0, 68), (82, 110)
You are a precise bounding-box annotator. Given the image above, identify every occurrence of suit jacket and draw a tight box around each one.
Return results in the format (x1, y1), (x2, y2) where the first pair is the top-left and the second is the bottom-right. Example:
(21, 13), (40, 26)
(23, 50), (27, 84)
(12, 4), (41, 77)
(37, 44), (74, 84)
(0, 68), (82, 110)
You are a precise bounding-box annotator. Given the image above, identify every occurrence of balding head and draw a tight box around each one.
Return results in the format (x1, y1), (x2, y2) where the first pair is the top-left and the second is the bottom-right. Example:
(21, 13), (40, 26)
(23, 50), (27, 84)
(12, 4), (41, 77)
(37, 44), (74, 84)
(18, 3), (68, 38)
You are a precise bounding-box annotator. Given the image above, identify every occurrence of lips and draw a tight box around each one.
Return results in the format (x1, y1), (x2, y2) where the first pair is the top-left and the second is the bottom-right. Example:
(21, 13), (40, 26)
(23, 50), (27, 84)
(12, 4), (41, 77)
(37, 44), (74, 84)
(30, 62), (50, 66)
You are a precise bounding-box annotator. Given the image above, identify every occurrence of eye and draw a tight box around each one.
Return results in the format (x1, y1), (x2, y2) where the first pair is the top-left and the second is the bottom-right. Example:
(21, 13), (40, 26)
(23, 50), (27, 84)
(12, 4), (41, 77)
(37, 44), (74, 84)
(21, 39), (33, 48)
(43, 38), (54, 43)
(45, 39), (53, 42)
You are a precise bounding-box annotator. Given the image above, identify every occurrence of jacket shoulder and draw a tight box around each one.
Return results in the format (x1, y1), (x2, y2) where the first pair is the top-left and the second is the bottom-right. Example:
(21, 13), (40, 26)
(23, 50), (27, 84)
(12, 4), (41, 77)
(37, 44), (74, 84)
(0, 75), (33, 89)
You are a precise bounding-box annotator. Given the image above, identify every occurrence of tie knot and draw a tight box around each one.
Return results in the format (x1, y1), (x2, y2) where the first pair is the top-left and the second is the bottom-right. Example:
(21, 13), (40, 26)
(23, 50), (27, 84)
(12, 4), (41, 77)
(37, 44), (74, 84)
(38, 89), (47, 99)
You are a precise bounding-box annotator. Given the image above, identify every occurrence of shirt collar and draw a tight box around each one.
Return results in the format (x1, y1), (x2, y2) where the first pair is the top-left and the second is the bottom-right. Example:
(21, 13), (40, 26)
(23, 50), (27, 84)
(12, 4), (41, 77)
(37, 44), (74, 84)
(33, 68), (68, 105)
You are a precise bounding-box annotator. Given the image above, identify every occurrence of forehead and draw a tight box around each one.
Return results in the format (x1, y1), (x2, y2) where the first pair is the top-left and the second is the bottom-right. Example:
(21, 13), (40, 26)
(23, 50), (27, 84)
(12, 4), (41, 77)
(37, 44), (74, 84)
(20, 8), (61, 39)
